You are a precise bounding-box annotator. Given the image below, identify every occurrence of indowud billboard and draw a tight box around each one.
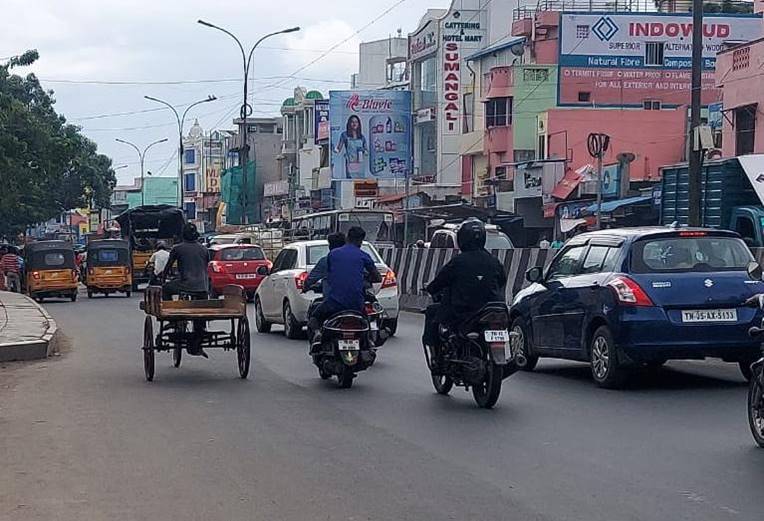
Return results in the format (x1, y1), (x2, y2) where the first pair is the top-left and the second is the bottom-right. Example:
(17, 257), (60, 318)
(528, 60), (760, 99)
(329, 90), (412, 180)
(558, 12), (762, 106)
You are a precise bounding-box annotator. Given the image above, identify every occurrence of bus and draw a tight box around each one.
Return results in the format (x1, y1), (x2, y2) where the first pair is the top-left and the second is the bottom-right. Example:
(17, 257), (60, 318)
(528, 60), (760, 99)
(290, 210), (396, 245)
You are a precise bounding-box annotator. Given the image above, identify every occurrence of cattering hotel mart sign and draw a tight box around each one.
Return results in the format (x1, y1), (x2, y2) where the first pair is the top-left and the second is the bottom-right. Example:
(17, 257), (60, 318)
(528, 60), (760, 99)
(560, 12), (762, 69)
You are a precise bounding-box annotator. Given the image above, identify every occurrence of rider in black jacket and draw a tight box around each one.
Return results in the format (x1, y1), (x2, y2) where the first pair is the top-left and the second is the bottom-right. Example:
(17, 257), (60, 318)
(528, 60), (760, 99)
(423, 219), (507, 349)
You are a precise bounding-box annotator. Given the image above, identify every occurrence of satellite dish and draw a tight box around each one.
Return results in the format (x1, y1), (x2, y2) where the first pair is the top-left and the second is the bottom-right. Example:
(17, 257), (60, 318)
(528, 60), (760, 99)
(509, 41), (525, 57)
(617, 152), (636, 163)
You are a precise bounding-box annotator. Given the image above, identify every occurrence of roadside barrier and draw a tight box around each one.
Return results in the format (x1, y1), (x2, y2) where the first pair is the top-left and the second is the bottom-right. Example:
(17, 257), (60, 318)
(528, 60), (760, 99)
(378, 247), (555, 311)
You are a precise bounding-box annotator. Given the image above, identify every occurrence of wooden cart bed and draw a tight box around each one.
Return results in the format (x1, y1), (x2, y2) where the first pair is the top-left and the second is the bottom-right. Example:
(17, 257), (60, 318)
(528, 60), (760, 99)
(143, 285), (246, 320)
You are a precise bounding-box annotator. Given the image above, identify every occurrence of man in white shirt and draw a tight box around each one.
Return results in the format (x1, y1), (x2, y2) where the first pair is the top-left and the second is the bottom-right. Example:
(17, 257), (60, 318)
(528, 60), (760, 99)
(148, 241), (170, 284)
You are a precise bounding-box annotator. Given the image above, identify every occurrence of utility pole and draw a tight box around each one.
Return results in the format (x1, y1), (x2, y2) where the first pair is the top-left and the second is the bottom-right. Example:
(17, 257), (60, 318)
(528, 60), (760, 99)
(587, 133), (610, 230)
(115, 138), (168, 206)
(198, 21), (300, 224)
(688, 0), (704, 227)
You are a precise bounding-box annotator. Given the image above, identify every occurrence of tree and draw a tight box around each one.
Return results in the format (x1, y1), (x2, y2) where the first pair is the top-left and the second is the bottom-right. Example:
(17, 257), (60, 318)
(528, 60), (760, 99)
(0, 50), (116, 238)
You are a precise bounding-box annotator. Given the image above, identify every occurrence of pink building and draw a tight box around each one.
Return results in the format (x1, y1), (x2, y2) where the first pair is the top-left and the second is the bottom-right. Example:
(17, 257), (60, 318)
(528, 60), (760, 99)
(716, 2), (764, 157)
(546, 108), (687, 181)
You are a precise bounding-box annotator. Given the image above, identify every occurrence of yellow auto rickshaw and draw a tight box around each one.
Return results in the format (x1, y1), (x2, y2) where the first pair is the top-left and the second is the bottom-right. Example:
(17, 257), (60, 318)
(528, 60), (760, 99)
(24, 240), (79, 302)
(85, 239), (132, 298)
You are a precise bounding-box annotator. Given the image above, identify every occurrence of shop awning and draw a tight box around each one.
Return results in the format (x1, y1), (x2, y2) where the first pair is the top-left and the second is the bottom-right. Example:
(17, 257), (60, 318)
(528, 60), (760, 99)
(582, 196), (653, 215)
(552, 170), (585, 200)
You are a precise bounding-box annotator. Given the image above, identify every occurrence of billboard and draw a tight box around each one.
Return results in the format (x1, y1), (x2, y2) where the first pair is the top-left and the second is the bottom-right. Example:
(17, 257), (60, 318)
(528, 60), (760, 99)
(558, 12), (762, 106)
(329, 90), (412, 180)
(314, 99), (330, 144)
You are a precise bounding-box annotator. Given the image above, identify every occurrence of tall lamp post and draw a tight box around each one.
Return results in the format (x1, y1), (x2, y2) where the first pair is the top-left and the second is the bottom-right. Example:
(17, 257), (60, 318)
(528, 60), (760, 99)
(144, 95), (217, 209)
(198, 20), (299, 224)
(115, 138), (168, 206)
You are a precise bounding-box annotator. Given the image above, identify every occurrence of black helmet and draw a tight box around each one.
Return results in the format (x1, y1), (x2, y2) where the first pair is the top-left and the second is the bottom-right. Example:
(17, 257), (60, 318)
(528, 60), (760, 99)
(456, 219), (486, 251)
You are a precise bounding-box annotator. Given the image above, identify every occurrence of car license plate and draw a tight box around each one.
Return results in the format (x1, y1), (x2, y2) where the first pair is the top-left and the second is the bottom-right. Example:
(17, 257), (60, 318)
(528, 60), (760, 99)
(105, 270), (112, 274)
(681, 309), (738, 323)
(338, 339), (360, 351)
(236, 274), (257, 280)
(484, 330), (510, 342)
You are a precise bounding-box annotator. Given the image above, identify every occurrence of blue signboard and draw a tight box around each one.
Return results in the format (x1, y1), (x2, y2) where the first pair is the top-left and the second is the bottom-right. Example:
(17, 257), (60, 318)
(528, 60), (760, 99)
(708, 102), (723, 131)
(329, 90), (412, 180)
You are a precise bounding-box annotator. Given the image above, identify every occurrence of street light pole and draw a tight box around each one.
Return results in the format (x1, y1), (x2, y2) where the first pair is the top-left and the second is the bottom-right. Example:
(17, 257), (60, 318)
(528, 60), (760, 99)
(115, 138), (169, 206)
(144, 95), (217, 210)
(198, 20), (299, 224)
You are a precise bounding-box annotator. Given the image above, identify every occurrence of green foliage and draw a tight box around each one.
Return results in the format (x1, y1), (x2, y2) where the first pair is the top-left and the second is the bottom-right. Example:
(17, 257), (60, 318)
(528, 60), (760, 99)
(0, 50), (116, 237)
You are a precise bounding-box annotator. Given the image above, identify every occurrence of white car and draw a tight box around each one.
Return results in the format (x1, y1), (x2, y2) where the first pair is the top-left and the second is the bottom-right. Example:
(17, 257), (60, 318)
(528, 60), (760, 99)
(254, 240), (400, 339)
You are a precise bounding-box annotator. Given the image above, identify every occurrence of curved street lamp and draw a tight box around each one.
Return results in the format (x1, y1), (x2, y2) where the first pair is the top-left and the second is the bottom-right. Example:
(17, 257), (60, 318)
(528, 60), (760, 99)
(198, 20), (299, 223)
(144, 95), (217, 208)
(115, 138), (169, 206)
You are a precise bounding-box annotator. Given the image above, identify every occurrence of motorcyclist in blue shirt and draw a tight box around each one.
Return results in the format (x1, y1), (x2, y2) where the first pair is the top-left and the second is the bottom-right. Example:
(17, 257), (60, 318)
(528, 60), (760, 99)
(309, 226), (381, 347)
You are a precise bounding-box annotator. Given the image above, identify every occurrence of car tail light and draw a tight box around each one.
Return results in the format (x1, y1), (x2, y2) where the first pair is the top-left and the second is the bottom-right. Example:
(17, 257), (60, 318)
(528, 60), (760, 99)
(607, 276), (653, 307)
(32, 271), (40, 280)
(295, 271), (308, 290)
(88, 268), (95, 276)
(381, 269), (397, 289)
(679, 231), (707, 237)
(210, 262), (224, 273)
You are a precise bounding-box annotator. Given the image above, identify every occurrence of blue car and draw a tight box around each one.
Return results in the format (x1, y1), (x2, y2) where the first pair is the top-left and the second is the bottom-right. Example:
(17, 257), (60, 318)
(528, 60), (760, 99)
(510, 227), (764, 388)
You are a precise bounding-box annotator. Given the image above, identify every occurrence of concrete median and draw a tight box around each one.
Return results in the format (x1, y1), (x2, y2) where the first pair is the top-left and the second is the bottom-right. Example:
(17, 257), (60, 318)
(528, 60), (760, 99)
(0, 290), (59, 362)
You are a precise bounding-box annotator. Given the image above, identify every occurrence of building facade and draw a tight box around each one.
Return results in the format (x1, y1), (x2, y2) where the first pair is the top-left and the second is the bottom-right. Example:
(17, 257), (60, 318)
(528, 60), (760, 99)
(352, 34), (409, 90)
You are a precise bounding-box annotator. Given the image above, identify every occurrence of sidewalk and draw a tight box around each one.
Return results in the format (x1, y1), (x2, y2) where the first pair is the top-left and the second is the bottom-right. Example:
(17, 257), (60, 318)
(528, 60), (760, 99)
(0, 291), (58, 362)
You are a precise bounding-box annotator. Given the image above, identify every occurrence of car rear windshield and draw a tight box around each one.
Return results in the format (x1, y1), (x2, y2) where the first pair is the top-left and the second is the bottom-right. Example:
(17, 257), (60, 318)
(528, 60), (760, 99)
(307, 244), (381, 265)
(219, 247), (265, 261)
(485, 232), (513, 249)
(631, 236), (753, 273)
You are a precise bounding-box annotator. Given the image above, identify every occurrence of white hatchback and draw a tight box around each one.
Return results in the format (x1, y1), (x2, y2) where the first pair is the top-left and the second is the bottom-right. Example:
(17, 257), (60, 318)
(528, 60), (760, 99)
(254, 240), (400, 339)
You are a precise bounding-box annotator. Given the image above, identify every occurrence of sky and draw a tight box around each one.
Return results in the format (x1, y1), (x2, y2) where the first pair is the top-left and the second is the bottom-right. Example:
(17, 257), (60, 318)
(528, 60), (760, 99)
(2, 0), (451, 184)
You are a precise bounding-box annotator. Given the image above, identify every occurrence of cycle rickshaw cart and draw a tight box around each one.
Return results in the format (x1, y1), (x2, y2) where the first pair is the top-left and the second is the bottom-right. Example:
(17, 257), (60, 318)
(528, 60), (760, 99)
(141, 285), (251, 381)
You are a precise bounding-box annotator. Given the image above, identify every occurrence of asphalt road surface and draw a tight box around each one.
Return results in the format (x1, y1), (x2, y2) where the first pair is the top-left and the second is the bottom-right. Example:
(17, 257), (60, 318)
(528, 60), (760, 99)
(1, 291), (763, 521)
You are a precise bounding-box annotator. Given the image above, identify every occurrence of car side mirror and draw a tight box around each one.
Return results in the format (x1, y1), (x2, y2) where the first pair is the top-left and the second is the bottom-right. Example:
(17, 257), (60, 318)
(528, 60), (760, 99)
(526, 266), (544, 284)
(257, 266), (270, 276)
(747, 261), (762, 281)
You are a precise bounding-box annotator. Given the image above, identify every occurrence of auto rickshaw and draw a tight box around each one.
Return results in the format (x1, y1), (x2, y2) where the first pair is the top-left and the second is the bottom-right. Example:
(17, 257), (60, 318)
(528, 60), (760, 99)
(24, 240), (79, 302)
(115, 205), (185, 290)
(85, 239), (132, 298)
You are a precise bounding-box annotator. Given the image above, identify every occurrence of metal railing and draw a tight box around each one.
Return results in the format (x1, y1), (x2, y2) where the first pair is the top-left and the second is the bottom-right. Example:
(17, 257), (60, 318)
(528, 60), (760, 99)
(513, 0), (754, 19)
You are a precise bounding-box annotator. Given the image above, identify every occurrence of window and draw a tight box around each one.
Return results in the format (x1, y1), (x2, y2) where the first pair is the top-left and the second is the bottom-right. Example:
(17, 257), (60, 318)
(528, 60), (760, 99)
(184, 149), (196, 164)
(463, 92), (475, 133)
(486, 97), (511, 128)
(645, 42), (665, 67)
(444, 235), (456, 249)
(183, 202), (196, 219)
(576, 25), (590, 39)
(184, 173), (196, 192)
(272, 248), (297, 272)
(307, 244), (380, 265)
(631, 237), (752, 273)
(220, 247), (266, 261)
(735, 105), (757, 156)
(538, 135), (547, 159)
(388, 61), (407, 84)
(430, 232), (448, 248)
(523, 68), (549, 82)
(733, 47), (750, 71)
(514, 149), (536, 163)
(44, 253), (66, 267)
(580, 246), (619, 274)
(546, 245), (587, 280)
(643, 99), (661, 110)
(578, 91), (591, 103)
(495, 166), (507, 180)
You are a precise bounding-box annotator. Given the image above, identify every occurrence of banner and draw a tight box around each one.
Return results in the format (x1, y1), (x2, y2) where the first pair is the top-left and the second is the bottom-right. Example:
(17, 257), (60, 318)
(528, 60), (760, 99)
(314, 100), (330, 144)
(329, 90), (412, 180)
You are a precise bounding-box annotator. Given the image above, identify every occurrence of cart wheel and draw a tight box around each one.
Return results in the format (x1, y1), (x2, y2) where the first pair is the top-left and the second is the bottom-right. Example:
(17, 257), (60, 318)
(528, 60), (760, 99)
(172, 346), (182, 368)
(143, 316), (155, 382)
(237, 316), (251, 379)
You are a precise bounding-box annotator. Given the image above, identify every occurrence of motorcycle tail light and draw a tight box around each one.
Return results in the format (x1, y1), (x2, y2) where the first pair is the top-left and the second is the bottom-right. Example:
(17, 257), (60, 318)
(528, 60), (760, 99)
(211, 262), (224, 273)
(365, 303), (376, 315)
(295, 271), (308, 290)
(381, 269), (397, 289)
(608, 276), (653, 307)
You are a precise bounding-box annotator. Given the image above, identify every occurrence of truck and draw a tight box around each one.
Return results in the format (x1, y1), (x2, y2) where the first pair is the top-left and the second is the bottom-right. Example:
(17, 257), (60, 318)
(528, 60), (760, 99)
(660, 156), (764, 247)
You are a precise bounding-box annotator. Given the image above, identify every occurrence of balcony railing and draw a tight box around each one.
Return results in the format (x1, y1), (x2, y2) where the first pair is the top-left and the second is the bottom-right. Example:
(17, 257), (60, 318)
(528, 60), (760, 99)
(513, 0), (754, 19)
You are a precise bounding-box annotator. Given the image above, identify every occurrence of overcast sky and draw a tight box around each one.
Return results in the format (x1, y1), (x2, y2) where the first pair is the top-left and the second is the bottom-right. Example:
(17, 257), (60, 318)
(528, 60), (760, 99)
(2, 0), (450, 184)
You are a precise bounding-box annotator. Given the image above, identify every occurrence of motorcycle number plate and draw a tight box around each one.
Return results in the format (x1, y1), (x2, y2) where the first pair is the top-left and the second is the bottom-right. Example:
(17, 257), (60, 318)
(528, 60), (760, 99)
(484, 330), (509, 342)
(338, 339), (360, 351)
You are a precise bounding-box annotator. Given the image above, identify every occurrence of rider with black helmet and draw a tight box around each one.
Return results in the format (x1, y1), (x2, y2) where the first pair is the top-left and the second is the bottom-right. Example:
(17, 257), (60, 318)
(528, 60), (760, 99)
(423, 219), (507, 350)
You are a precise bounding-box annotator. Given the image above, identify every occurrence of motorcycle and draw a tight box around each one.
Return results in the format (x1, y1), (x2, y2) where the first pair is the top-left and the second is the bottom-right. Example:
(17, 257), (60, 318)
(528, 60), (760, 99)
(744, 293), (764, 448)
(313, 309), (376, 388)
(423, 293), (515, 409)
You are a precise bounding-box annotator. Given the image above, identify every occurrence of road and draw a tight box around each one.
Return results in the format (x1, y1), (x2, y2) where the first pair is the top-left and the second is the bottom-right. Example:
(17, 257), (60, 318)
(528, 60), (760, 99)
(1, 291), (763, 521)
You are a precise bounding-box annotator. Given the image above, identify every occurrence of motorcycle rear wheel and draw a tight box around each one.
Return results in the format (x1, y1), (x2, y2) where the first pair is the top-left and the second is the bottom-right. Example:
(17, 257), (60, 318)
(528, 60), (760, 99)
(747, 372), (764, 448)
(431, 374), (454, 395)
(472, 362), (502, 409)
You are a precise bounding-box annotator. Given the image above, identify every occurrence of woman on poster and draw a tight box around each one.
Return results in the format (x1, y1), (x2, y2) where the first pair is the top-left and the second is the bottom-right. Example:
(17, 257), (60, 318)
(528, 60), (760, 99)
(334, 115), (368, 179)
